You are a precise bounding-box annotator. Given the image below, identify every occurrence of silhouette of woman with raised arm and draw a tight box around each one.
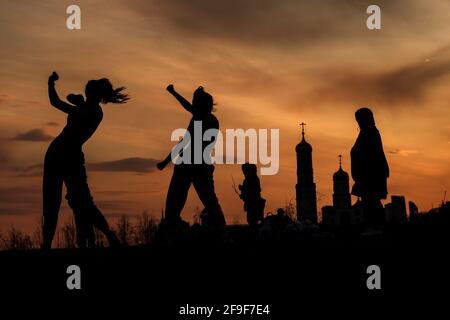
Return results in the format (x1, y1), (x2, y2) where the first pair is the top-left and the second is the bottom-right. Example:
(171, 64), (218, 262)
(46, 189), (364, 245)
(157, 85), (226, 230)
(351, 107), (389, 229)
(42, 72), (128, 249)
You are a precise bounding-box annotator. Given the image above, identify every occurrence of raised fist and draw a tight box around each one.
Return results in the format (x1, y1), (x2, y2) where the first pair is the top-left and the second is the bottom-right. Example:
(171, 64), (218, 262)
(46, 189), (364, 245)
(48, 72), (59, 83)
(166, 84), (175, 93)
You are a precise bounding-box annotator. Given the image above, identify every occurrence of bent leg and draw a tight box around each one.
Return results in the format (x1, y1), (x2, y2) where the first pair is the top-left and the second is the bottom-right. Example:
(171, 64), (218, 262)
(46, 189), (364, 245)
(193, 166), (226, 227)
(65, 162), (117, 247)
(89, 205), (120, 247)
(164, 165), (191, 224)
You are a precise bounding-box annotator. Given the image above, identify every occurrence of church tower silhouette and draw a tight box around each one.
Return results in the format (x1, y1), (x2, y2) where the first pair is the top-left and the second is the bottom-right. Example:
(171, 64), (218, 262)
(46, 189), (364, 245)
(295, 123), (317, 223)
(333, 155), (351, 210)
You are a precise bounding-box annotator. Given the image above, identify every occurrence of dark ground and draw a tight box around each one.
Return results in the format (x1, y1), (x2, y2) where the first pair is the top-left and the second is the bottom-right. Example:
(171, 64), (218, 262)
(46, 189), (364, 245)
(0, 223), (448, 318)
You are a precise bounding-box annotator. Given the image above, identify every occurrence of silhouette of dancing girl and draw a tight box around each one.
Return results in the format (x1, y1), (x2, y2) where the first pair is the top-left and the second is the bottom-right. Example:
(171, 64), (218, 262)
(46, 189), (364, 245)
(42, 72), (128, 249)
(157, 85), (226, 229)
(351, 107), (389, 229)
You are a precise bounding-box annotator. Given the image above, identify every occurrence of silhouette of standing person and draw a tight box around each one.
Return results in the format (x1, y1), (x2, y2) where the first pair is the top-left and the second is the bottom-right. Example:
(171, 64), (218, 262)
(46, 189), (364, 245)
(42, 72), (128, 249)
(157, 85), (226, 229)
(350, 107), (389, 229)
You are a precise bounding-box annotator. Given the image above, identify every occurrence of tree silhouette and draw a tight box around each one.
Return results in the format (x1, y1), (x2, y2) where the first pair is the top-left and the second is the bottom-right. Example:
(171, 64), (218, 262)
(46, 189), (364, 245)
(133, 211), (158, 246)
(0, 227), (33, 250)
(284, 200), (296, 221)
(32, 217), (44, 248)
(115, 215), (132, 246)
(60, 218), (77, 249)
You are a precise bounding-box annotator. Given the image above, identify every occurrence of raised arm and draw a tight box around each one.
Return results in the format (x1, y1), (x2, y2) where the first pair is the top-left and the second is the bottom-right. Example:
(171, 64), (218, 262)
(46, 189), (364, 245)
(48, 72), (78, 114)
(166, 84), (193, 113)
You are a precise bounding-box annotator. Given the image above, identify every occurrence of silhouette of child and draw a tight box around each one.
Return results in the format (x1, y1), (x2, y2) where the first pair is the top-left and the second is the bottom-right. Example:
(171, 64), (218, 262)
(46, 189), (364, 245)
(238, 163), (265, 227)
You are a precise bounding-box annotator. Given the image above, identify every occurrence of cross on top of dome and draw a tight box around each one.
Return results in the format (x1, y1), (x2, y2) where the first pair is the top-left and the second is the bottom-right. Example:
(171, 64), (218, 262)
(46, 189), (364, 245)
(296, 122), (312, 153)
(300, 122), (306, 138)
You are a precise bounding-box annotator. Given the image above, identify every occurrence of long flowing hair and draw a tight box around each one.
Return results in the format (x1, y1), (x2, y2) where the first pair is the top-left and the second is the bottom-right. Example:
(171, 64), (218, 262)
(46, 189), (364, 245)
(86, 78), (129, 104)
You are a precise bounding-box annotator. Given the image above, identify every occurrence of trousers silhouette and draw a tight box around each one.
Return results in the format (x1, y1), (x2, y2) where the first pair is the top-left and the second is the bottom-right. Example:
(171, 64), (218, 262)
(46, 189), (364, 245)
(42, 147), (112, 248)
(165, 164), (225, 227)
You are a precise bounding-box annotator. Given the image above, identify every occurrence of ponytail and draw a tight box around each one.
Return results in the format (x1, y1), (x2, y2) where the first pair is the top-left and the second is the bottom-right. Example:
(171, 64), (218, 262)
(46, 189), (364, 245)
(86, 78), (129, 104)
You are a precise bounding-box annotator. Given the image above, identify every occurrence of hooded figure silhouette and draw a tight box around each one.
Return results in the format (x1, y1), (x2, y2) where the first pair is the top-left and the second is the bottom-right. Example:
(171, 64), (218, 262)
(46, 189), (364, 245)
(351, 107), (389, 228)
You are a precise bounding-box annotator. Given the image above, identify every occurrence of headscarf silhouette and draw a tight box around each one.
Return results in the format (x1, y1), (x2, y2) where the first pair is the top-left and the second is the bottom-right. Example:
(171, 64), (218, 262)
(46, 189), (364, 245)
(351, 107), (389, 228)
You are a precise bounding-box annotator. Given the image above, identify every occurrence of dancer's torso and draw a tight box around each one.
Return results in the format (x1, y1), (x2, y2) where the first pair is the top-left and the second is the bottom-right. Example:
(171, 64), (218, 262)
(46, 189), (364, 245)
(183, 113), (219, 166)
(48, 105), (103, 157)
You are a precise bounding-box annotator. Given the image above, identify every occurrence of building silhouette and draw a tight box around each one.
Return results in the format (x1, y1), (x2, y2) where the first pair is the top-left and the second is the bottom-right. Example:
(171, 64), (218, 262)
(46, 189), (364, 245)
(333, 155), (351, 210)
(322, 156), (363, 227)
(295, 123), (317, 223)
(408, 201), (419, 221)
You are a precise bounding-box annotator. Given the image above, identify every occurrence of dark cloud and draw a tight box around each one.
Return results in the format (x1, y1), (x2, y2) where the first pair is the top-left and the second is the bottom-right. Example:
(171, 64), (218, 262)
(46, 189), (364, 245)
(0, 138), (11, 165)
(0, 185), (40, 216)
(12, 164), (43, 177)
(308, 46), (450, 106)
(373, 57), (450, 103)
(89, 157), (159, 173)
(128, 0), (372, 47)
(128, 0), (442, 48)
(10, 128), (53, 142)
(13, 157), (160, 177)
(0, 186), (40, 204)
(387, 149), (419, 156)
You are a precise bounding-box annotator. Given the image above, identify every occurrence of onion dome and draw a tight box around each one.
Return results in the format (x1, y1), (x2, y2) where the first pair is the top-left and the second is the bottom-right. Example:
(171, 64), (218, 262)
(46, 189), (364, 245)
(333, 155), (349, 180)
(296, 122), (312, 153)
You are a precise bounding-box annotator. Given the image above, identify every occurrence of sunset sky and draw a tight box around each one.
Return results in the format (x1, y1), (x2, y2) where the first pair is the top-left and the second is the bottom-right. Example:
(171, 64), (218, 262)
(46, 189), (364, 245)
(1, 0), (449, 233)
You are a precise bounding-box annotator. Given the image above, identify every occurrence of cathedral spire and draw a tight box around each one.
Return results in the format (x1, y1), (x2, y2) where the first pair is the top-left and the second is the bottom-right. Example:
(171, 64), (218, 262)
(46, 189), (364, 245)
(295, 122), (317, 223)
(300, 122), (306, 140)
(333, 154), (350, 209)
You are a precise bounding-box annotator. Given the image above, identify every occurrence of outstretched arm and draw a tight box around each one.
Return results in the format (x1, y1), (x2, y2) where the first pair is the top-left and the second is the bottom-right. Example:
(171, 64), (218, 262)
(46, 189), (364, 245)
(156, 152), (173, 171)
(48, 72), (77, 114)
(166, 84), (193, 113)
(156, 137), (188, 170)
